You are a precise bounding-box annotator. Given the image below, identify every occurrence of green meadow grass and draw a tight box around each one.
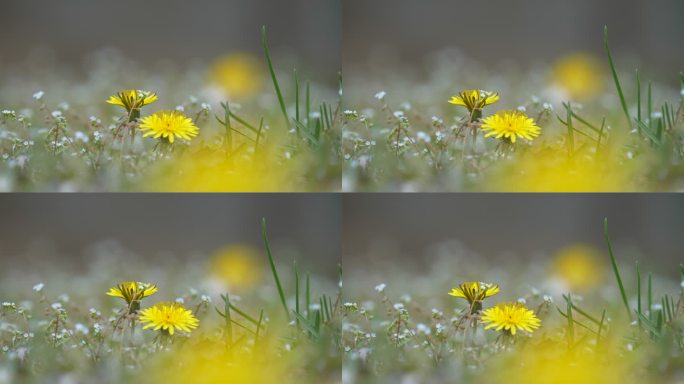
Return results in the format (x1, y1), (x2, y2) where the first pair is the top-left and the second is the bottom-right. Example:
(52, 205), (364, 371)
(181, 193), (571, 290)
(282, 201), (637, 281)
(0, 27), (341, 192)
(342, 219), (684, 383)
(0, 219), (341, 383)
(342, 27), (684, 192)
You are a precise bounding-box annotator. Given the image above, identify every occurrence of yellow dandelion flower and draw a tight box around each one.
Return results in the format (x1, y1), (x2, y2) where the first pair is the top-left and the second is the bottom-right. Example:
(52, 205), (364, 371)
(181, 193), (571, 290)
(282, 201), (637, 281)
(481, 302), (541, 335)
(480, 110), (541, 143)
(139, 302), (199, 335)
(106, 281), (158, 304)
(448, 89), (500, 112)
(139, 110), (199, 144)
(106, 90), (158, 113)
(448, 281), (500, 305)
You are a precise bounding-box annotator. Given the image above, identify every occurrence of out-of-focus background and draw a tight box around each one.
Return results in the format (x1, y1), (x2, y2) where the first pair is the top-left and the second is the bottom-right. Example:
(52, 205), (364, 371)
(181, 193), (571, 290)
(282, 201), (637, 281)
(343, 194), (684, 278)
(343, 0), (684, 75)
(0, 0), (340, 78)
(0, 194), (340, 277)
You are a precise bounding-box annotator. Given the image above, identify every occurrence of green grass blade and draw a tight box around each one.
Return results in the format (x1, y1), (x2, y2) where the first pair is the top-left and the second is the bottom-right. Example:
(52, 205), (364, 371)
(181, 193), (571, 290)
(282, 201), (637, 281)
(597, 309), (606, 347)
(637, 311), (661, 338)
(636, 69), (641, 132)
(648, 82), (653, 130)
(596, 117), (606, 156)
(556, 304), (598, 334)
(604, 218), (631, 318)
(306, 272), (311, 321)
(635, 119), (660, 146)
(224, 293), (233, 344)
(664, 103), (674, 130)
(228, 111), (259, 133)
(262, 26), (289, 129)
(636, 261), (642, 327)
(648, 272), (653, 321)
(294, 261), (300, 326)
(255, 117), (264, 155)
(262, 218), (289, 319)
(294, 69), (300, 125)
(566, 294), (575, 347)
(228, 303), (259, 325)
(221, 102), (233, 154)
(306, 82), (311, 131)
(565, 102), (574, 156)
(604, 26), (631, 127)
(255, 309), (265, 345)
(293, 118), (319, 146)
(293, 310), (319, 340)
(562, 294), (601, 325)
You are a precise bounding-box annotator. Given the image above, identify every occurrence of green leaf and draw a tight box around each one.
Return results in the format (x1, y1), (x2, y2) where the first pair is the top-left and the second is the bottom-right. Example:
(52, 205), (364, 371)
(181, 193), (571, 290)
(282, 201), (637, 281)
(604, 218), (631, 318)
(262, 218), (289, 319)
(262, 26), (289, 129)
(604, 26), (631, 127)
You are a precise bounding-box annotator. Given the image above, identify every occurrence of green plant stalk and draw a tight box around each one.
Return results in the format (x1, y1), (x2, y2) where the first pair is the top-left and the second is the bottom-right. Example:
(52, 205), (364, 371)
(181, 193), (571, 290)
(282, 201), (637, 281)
(262, 26), (289, 129)
(223, 102), (233, 154)
(261, 218), (289, 319)
(566, 102), (575, 156)
(604, 218), (631, 318)
(295, 69), (300, 124)
(295, 261), (300, 326)
(648, 272), (653, 322)
(636, 69), (642, 133)
(224, 293), (233, 345)
(306, 272), (311, 321)
(567, 294), (575, 348)
(604, 26), (631, 127)
(636, 261), (642, 327)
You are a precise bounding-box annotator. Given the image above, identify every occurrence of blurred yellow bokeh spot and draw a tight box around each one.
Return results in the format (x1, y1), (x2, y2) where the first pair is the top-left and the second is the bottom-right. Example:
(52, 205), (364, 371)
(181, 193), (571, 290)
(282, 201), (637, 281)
(483, 145), (641, 192)
(141, 145), (298, 192)
(551, 52), (604, 100)
(208, 52), (264, 100)
(481, 339), (643, 384)
(144, 339), (291, 384)
(551, 244), (605, 290)
(207, 244), (264, 291)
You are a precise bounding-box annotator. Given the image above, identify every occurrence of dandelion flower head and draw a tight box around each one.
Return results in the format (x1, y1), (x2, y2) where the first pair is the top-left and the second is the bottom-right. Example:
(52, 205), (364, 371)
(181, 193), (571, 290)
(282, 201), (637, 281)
(448, 89), (499, 112)
(139, 302), (199, 335)
(106, 281), (157, 304)
(448, 281), (500, 304)
(139, 110), (199, 143)
(480, 110), (541, 143)
(481, 302), (541, 335)
(106, 90), (158, 112)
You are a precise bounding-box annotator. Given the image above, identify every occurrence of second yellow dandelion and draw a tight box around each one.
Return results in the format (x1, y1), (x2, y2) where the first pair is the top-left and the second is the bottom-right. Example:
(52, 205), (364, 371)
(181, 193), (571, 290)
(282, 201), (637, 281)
(106, 90), (158, 120)
(448, 89), (499, 116)
(481, 302), (541, 335)
(139, 302), (199, 335)
(480, 110), (541, 143)
(139, 110), (199, 144)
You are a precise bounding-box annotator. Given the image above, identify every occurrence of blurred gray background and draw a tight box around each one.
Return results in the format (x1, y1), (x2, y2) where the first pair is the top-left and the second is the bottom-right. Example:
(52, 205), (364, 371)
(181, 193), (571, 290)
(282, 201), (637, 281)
(343, 0), (684, 75)
(0, 0), (340, 76)
(0, 194), (340, 275)
(343, 194), (684, 276)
